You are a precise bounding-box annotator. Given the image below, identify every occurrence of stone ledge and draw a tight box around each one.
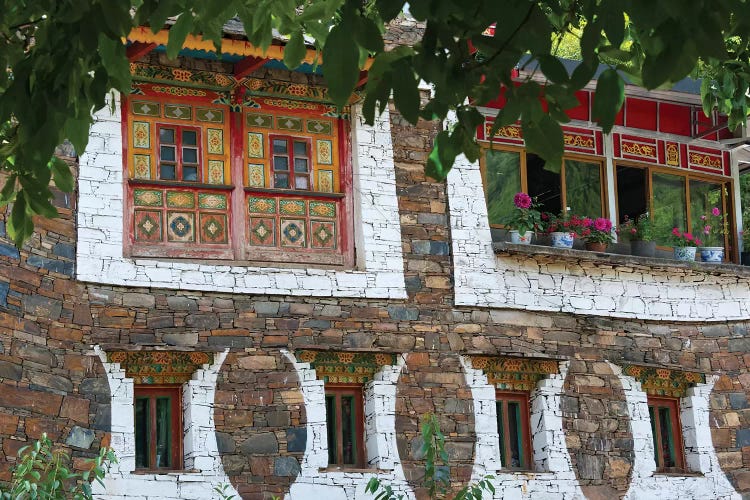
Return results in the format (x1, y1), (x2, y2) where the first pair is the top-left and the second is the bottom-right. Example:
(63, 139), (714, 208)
(493, 242), (750, 277)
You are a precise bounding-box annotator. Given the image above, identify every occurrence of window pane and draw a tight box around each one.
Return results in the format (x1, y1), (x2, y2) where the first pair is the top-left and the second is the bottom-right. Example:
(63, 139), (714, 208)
(161, 146), (176, 162)
(496, 402), (506, 467)
(135, 398), (149, 469)
(182, 130), (197, 146)
(294, 158), (309, 172)
(341, 395), (355, 465)
(652, 172), (687, 246)
(527, 153), (562, 215)
(689, 179), (723, 241)
(294, 141), (307, 156)
(616, 165), (648, 223)
(507, 401), (522, 468)
(183, 166), (198, 182)
(326, 395), (337, 465)
(160, 128), (175, 144)
(565, 160), (602, 217)
(160, 164), (176, 180)
(295, 175), (309, 190)
(182, 147), (198, 164)
(274, 173), (289, 189)
(484, 150), (521, 226)
(156, 397), (171, 468)
(659, 406), (676, 468)
(274, 156), (289, 171)
(273, 139), (288, 154)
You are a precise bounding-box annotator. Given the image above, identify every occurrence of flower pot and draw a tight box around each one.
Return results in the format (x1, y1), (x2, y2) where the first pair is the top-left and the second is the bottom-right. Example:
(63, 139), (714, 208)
(630, 240), (656, 258)
(550, 231), (575, 248)
(673, 246), (696, 261)
(742, 251), (750, 266)
(509, 230), (534, 245)
(585, 241), (608, 252)
(699, 246), (724, 263)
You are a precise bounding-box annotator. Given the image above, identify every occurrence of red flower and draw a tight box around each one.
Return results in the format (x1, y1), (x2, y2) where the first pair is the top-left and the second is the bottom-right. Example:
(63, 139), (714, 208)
(513, 192), (532, 209)
(593, 217), (610, 232)
(712, 207), (721, 216)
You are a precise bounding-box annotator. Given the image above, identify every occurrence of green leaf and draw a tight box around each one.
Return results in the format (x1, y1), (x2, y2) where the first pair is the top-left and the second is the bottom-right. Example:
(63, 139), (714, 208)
(283, 31), (307, 70)
(538, 55), (569, 84)
(426, 131), (453, 181)
(592, 68), (625, 133)
(50, 158), (74, 193)
(323, 23), (360, 107)
(166, 13), (193, 60)
(353, 15), (384, 53)
(522, 114), (563, 173)
(570, 61), (597, 90)
(392, 61), (419, 124)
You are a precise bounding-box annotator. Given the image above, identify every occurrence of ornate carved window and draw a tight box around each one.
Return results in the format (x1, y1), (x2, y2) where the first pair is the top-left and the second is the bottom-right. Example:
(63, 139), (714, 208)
(325, 384), (366, 468)
(134, 385), (182, 471)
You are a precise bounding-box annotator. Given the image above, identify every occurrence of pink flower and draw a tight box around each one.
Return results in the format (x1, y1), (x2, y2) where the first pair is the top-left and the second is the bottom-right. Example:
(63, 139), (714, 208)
(684, 232), (694, 241)
(593, 217), (610, 232)
(671, 227), (681, 236)
(700, 215), (706, 221)
(695, 238), (702, 246)
(583, 217), (593, 228)
(513, 192), (532, 209)
(630, 228), (637, 234)
(704, 225), (711, 235)
(712, 207), (721, 216)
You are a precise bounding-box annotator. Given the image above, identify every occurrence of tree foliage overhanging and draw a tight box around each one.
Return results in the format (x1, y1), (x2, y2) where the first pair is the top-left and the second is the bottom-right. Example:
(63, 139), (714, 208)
(1, 0), (749, 246)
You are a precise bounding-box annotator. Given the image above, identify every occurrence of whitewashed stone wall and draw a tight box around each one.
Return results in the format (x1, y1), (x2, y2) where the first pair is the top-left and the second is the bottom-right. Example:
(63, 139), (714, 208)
(461, 357), (585, 499)
(614, 363), (739, 500)
(92, 347), (240, 500)
(77, 93), (406, 299)
(282, 350), (414, 500)
(447, 153), (750, 322)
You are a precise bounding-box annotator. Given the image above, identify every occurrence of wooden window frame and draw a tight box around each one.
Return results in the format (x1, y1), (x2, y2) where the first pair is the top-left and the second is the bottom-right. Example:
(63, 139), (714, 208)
(647, 395), (686, 473)
(157, 124), (202, 183)
(324, 384), (366, 468)
(496, 390), (533, 471)
(134, 385), (183, 472)
(269, 134), (313, 190)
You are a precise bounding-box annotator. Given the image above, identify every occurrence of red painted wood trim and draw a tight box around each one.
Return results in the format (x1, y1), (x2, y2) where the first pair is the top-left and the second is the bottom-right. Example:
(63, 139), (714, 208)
(122, 94), (134, 258)
(230, 107), (246, 259)
(234, 56), (269, 79)
(127, 42), (157, 62)
(339, 116), (355, 268)
(356, 70), (368, 88)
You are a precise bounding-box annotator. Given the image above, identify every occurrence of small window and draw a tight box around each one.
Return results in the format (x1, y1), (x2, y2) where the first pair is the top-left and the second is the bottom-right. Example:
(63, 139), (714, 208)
(648, 396), (685, 472)
(496, 391), (532, 470)
(157, 125), (201, 182)
(325, 385), (365, 468)
(271, 135), (312, 190)
(134, 386), (182, 471)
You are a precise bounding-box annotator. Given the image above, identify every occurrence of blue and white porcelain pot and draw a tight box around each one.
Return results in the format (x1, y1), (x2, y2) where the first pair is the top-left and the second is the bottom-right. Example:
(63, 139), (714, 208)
(699, 246), (724, 263)
(673, 246), (696, 261)
(550, 231), (575, 249)
(509, 230), (534, 245)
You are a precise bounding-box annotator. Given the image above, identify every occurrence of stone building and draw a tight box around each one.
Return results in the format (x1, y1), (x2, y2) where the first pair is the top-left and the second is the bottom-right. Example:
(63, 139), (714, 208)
(1, 19), (750, 500)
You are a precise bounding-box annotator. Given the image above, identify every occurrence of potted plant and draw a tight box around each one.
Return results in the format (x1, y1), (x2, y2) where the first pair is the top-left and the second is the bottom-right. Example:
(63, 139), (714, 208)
(503, 192), (542, 245)
(545, 212), (582, 248)
(698, 207), (728, 262)
(668, 227), (701, 261)
(619, 213), (655, 257)
(581, 217), (614, 252)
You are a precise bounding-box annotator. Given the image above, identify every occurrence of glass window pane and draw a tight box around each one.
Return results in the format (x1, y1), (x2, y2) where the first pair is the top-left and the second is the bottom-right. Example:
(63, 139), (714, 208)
(527, 153), (562, 215)
(294, 141), (307, 156)
(326, 395), (337, 465)
(182, 130), (197, 146)
(484, 150), (521, 226)
(507, 402), (522, 468)
(274, 156), (289, 171)
(160, 128), (175, 144)
(658, 406), (676, 468)
(160, 164), (176, 180)
(689, 179), (723, 241)
(341, 395), (355, 465)
(295, 175), (309, 190)
(155, 397), (171, 468)
(160, 146), (176, 162)
(652, 172), (687, 246)
(565, 159), (602, 217)
(616, 165), (648, 223)
(183, 166), (198, 182)
(135, 398), (149, 469)
(294, 158), (309, 172)
(274, 173), (289, 189)
(273, 139), (288, 154)
(182, 147), (198, 164)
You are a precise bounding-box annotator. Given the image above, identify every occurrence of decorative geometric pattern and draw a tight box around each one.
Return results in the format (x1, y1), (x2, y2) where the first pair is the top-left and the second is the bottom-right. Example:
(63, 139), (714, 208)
(249, 217), (276, 246)
(318, 170), (334, 192)
(294, 350), (397, 384)
(131, 62), (236, 90)
(309, 201), (336, 218)
(107, 351), (213, 385)
(470, 356), (560, 391)
(199, 213), (228, 244)
(131, 101), (160, 117)
(134, 210), (163, 242)
(280, 219), (306, 247)
(316, 139), (333, 165)
(246, 113), (274, 128)
(133, 154), (152, 179)
(133, 189), (162, 207)
(276, 116), (303, 132)
(279, 199), (306, 215)
(208, 160), (224, 184)
(307, 119), (333, 135)
(133, 121), (150, 148)
(310, 220), (336, 249)
(198, 193), (227, 210)
(244, 78), (330, 102)
(164, 103), (192, 120)
(248, 196), (276, 214)
(248, 164), (266, 187)
(166, 191), (195, 208)
(207, 128), (224, 154)
(196, 108), (224, 123)
(167, 212), (195, 242)
(248, 132), (264, 158)
(622, 365), (705, 398)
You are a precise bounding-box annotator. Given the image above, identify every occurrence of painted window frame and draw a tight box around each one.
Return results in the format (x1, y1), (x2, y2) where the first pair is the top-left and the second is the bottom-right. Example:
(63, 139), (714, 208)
(133, 385), (183, 472)
(325, 384), (366, 468)
(647, 395), (686, 473)
(495, 390), (533, 471)
(157, 124), (202, 182)
(269, 134), (314, 190)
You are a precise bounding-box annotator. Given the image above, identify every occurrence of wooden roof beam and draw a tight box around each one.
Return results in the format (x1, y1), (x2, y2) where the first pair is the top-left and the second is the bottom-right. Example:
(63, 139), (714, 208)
(127, 42), (157, 62)
(234, 56), (269, 79)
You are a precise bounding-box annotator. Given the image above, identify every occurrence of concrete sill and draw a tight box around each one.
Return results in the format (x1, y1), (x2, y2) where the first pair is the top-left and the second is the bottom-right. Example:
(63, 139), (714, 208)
(493, 242), (750, 278)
